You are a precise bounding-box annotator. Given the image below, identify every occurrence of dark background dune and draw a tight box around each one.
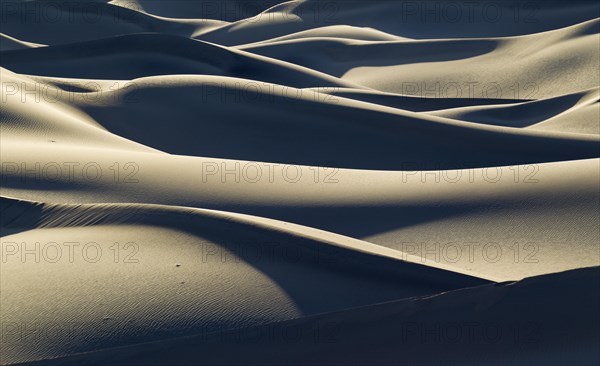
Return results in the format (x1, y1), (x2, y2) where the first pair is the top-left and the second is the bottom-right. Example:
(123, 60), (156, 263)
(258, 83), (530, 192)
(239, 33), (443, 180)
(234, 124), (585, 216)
(1, 0), (599, 365)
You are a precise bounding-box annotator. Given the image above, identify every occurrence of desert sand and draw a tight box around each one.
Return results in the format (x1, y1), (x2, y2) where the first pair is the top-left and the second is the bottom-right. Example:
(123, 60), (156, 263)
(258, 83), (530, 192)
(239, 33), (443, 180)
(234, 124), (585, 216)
(1, 1), (599, 365)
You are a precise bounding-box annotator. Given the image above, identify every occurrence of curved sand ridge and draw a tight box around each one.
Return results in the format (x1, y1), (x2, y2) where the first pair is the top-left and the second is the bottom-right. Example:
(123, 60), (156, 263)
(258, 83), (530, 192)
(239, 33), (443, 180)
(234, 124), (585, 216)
(1, 196), (489, 364)
(20, 267), (600, 366)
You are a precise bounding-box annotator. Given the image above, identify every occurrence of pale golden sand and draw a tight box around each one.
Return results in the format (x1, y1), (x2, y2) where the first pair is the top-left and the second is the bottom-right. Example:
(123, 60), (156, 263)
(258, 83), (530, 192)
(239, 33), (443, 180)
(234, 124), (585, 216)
(1, 1), (599, 365)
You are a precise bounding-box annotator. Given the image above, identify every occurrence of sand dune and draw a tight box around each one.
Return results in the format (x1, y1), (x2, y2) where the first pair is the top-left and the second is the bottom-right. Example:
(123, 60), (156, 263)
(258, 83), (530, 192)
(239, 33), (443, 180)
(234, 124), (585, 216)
(22, 267), (600, 366)
(110, 0), (282, 21)
(2, 140), (598, 280)
(0, 34), (44, 51)
(427, 88), (599, 129)
(1, 0), (599, 365)
(0, 35), (358, 88)
(196, 0), (600, 45)
(238, 18), (600, 98)
(1, 196), (488, 364)
(3, 72), (597, 169)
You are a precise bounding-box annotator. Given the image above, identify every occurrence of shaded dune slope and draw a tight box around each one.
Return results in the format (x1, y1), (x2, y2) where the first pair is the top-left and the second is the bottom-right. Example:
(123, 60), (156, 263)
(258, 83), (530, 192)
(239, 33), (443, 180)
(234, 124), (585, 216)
(0, 0), (210, 45)
(0, 33), (356, 88)
(20, 267), (600, 366)
(1, 196), (489, 364)
(197, 0), (600, 45)
(3, 70), (597, 169)
(427, 88), (599, 129)
(1, 1), (599, 365)
(2, 141), (598, 281)
(237, 19), (600, 98)
(76, 76), (599, 169)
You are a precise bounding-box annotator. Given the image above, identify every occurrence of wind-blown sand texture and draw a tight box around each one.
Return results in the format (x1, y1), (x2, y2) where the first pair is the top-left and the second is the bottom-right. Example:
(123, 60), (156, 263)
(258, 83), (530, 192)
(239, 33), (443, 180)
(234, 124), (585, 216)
(1, 1), (599, 365)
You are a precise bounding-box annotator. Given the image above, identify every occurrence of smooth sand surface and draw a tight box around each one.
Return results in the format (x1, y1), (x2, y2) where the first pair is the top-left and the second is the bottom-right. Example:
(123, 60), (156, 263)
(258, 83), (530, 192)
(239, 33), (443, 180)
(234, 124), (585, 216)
(21, 267), (600, 366)
(1, 1), (599, 365)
